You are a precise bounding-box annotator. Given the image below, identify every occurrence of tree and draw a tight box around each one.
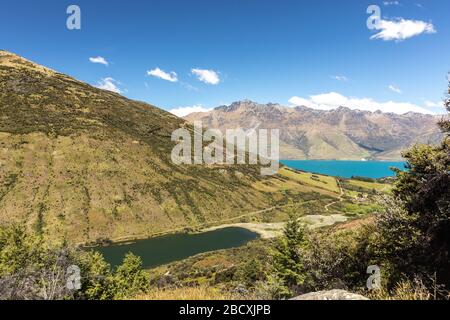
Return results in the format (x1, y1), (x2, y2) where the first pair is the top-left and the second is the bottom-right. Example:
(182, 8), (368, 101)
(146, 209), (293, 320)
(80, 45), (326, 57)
(0, 225), (78, 300)
(108, 253), (149, 299)
(0, 224), (150, 300)
(271, 211), (308, 297)
(238, 258), (266, 288)
(375, 80), (450, 289)
(75, 250), (112, 300)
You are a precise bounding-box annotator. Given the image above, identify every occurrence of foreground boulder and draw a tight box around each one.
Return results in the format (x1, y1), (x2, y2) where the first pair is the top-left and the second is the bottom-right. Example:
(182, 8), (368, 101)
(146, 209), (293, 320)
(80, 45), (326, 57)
(291, 290), (368, 300)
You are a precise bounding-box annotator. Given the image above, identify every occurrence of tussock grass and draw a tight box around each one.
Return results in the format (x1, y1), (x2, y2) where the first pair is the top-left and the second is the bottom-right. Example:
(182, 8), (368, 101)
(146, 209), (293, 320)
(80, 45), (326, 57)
(136, 286), (245, 300)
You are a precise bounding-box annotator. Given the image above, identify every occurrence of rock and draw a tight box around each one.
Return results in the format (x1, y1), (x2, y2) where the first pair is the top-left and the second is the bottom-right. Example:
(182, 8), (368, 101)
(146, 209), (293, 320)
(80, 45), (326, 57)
(291, 290), (368, 300)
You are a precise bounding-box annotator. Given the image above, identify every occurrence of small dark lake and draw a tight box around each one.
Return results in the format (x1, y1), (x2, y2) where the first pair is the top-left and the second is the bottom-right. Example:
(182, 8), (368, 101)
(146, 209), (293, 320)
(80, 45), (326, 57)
(96, 227), (259, 269)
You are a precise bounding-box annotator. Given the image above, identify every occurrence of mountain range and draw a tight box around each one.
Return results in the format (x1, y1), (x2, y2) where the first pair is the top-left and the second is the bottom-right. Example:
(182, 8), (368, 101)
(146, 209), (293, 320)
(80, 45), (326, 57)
(185, 100), (443, 160)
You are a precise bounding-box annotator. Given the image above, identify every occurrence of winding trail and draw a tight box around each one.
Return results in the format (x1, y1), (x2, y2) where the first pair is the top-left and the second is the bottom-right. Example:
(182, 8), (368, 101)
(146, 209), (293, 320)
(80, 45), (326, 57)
(324, 179), (344, 212)
(208, 200), (317, 225)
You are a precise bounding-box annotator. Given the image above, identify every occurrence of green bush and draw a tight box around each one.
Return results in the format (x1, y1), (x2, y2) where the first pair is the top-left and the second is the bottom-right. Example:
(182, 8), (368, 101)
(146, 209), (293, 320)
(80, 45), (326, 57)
(0, 224), (149, 300)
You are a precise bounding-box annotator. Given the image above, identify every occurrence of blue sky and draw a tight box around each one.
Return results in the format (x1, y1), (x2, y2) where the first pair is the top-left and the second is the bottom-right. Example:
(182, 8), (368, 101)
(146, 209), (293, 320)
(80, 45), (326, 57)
(1, 0), (449, 116)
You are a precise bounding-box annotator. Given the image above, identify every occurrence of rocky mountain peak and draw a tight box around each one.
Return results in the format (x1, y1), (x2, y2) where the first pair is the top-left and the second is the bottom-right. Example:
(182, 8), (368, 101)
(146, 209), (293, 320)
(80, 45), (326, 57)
(185, 99), (442, 161)
(216, 100), (286, 114)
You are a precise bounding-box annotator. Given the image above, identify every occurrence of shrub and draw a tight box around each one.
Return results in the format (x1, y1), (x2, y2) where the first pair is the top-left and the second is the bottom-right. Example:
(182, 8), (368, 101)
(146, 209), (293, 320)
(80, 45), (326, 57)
(0, 224), (150, 300)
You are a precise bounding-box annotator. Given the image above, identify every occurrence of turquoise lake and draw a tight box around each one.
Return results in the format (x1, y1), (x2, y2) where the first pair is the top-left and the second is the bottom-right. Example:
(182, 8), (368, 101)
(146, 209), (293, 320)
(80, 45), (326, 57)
(281, 160), (406, 179)
(97, 227), (259, 269)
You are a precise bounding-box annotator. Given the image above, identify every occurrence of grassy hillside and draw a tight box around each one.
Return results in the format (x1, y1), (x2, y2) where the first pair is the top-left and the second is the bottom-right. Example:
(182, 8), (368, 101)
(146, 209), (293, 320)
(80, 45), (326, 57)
(0, 50), (354, 244)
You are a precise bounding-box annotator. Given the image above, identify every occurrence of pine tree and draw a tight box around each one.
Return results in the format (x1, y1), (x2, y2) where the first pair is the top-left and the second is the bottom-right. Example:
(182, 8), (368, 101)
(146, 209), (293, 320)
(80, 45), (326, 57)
(271, 211), (308, 297)
(108, 253), (149, 299)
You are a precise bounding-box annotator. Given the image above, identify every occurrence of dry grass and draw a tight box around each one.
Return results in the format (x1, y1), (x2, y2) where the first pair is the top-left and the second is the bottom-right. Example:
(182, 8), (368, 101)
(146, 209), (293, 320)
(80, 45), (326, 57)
(332, 216), (374, 231)
(346, 179), (392, 193)
(135, 286), (244, 300)
(368, 279), (433, 300)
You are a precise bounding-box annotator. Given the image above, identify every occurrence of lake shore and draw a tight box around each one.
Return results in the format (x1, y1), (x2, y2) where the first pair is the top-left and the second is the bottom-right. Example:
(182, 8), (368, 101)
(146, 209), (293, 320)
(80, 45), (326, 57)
(85, 211), (352, 249)
(202, 222), (285, 239)
(201, 214), (350, 239)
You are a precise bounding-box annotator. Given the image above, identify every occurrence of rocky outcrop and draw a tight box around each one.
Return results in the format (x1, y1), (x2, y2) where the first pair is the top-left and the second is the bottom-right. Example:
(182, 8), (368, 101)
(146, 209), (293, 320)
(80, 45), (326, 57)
(291, 290), (369, 300)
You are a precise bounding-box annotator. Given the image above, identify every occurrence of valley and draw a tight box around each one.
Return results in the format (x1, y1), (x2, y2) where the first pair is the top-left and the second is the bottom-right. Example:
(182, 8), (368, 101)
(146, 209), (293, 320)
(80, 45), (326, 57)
(0, 50), (393, 247)
(1, 50), (446, 301)
(96, 167), (390, 271)
(1, 0), (449, 302)
(0, 51), (301, 244)
(0, 50), (394, 277)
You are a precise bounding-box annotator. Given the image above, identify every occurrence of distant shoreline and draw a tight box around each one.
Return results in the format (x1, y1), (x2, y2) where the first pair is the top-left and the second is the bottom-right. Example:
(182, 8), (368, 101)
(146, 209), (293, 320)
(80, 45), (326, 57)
(280, 159), (405, 179)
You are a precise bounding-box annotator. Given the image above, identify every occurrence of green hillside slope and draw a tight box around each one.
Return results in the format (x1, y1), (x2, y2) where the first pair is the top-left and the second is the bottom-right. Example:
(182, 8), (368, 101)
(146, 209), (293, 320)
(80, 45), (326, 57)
(0, 50), (336, 244)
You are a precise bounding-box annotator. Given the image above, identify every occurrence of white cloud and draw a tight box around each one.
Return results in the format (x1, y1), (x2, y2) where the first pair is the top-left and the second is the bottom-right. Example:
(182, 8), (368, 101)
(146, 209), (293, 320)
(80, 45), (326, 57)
(424, 100), (442, 108)
(331, 75), (348, 81)
(388, 85), (402, 94)
(288, 96), (317, 109)
(180, 81), (199, 92)
(169, 105), (213, 117)
(383, 1), (400, 6)
(288, 92), (434, 114)
(95, 77), (122, 94)
(371, 18), (436, 41)
(191, 68), (220, 85)
(147, 68), (178, 82)
(89, 56), (109, 66)
(423, 100), (447, 114)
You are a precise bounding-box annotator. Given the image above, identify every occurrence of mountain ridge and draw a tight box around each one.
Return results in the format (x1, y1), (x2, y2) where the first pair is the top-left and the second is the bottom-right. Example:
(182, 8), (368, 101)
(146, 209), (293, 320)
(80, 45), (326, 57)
(185, 100), (442, 160)
(210, 99), (438, 117)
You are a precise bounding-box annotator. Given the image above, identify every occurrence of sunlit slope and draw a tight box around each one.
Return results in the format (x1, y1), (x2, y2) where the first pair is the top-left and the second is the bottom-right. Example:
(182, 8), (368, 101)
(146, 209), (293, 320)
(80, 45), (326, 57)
(0, 51), (346, 244)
